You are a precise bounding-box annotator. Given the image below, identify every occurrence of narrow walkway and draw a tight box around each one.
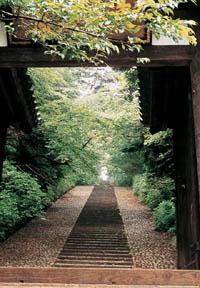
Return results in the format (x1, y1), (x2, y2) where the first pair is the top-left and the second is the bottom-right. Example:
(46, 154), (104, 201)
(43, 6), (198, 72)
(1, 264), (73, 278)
(54, 185), (133, 268)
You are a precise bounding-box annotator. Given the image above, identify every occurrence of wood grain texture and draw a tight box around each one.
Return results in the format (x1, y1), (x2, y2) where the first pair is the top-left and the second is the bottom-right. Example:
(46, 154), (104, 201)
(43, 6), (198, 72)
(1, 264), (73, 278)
(191, 46), (200, 204)
(0, 268), (199, 285)
(0, 46), (196, 68)
(0, 284), (198, 288)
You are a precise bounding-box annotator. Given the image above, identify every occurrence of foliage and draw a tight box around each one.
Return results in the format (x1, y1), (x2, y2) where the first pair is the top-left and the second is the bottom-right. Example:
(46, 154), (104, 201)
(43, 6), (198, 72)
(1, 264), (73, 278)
(26, 68), (113, 188)
(112, 170), (133, 186)
(132, 172), (176, 232)
(103, 68), (146, 186)
(0, 160), (47, 240)
(102, 67), (176, 232)
(133, 173), (175, 210)
(1, 65), (177, 239)
(132, 173), (150, 198)
(131, 128), (176, 232)
(2, 67), (118, 239)
(153, 200), (176, 232)
(144, 129), (174, 178)
(0, 0), (197, 63)
(0, 190), (20, 240)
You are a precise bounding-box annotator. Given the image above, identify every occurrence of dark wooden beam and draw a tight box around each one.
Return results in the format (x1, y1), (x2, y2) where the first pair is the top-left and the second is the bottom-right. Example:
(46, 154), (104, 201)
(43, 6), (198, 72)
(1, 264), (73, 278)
(0, 45), (196, 68)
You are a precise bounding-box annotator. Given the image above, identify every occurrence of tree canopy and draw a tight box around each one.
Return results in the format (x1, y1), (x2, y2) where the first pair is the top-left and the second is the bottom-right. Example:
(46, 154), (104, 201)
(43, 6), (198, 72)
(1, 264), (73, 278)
(0, 65), (177, 238)
(0, 0), (197, 63)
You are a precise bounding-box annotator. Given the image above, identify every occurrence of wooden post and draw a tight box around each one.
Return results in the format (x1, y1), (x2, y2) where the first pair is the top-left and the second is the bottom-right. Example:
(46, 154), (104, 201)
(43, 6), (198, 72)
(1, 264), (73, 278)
(189, 35), (200, 268)
(171, 67), (200, 269)
(0, 126), (7, 185)
(190, 47), (200, 205)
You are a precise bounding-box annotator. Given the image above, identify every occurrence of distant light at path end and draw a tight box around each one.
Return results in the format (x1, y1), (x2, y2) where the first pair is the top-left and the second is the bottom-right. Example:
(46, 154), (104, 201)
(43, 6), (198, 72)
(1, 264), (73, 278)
(100, 166), (109, 181)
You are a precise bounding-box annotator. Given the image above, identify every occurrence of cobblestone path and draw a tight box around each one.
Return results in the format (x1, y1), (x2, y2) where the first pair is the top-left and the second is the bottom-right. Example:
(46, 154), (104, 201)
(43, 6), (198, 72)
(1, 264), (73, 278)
(115, 187), (177, 269)
(0, 185), (176, 269)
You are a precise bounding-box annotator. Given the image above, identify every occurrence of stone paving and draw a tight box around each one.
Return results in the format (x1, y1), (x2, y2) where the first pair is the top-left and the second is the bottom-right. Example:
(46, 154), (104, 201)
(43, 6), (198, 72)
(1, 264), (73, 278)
(0, 186), (93, 266)
(0, 186), (177, 269)
(115, 187), (177, 269)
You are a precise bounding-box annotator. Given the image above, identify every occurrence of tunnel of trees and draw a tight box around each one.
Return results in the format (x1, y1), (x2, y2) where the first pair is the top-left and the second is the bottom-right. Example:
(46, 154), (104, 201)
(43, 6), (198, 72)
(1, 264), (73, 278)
(0, 66), (176, 241)
(0, 0), (199, 270)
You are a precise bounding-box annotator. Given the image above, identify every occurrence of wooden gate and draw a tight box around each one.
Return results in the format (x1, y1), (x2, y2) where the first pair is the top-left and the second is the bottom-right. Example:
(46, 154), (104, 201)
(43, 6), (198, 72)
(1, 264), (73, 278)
(0, 2), (200, 271)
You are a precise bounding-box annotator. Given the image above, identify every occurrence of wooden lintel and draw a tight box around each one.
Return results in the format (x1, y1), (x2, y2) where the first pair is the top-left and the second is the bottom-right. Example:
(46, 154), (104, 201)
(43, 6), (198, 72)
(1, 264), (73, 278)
(0, 268), (199, 285)
(0, 45), (196, 68)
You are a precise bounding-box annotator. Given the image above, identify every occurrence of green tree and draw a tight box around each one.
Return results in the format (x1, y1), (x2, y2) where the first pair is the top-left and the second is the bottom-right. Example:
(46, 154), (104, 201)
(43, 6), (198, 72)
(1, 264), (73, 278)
(0, 0), (197, 63)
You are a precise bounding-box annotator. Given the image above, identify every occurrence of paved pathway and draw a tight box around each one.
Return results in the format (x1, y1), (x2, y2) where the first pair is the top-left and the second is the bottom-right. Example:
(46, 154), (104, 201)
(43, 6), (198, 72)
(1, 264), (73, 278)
(0, 186), (93, 266)
(0, 186), (176, 269)
(54, 185), (133, 268)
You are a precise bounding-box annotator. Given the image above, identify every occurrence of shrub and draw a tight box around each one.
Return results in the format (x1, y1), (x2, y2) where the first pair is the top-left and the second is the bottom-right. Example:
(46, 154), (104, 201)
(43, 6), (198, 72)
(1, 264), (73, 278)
(133, 173), (175, 211)
(55, 173), (76, 197)
(132, 174), (143, 196)
(153, 200), (176, 232)
(145, 188), (163, 210)
(132, 173), (154, 202)
(114, 172), (133, 186)
(0, 191), (20, 240)
(145, 177), (175, 210)
(2, 160), (45, 218)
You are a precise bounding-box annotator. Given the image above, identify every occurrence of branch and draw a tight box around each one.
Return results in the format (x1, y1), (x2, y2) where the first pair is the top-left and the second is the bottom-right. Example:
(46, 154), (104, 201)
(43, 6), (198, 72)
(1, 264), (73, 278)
(0, 10), (123, 42)
(17, 164), (54, 185)
(81, 137), (93, 150)
(0, 9), (145, 47)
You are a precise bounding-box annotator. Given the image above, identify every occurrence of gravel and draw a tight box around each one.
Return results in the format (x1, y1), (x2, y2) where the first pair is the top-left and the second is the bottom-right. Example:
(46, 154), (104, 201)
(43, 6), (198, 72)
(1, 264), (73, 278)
(115, 187), (177, 269)
(0, 185), (177, 269)
(0, 186), (93, 267)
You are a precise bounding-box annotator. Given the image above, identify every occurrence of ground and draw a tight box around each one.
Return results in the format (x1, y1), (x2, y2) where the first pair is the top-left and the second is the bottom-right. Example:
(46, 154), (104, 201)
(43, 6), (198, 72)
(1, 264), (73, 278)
(0, 186), (176, 268)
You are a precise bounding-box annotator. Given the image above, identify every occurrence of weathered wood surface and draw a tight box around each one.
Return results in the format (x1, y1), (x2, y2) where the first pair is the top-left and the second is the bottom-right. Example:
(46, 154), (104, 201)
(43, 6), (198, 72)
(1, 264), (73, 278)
(0, 46), (196, 68)
(191, 47), (200, 204)
(172, 67), (200, 270)
(0, 268), (199, 285)
(0, 285), (198, 288)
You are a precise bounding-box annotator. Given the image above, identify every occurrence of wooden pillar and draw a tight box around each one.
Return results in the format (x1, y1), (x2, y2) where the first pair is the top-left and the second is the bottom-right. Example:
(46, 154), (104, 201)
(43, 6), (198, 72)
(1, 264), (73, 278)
(172, 68), (200, 269)
(190, 47), (200, 204)
(0, 126), (7, 185)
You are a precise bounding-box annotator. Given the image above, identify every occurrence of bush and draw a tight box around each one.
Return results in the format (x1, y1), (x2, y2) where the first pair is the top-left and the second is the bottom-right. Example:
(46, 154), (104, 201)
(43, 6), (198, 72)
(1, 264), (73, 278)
(132, 173), (154, 202)
(2, 161), (45, 217)
(132, 173), (175, 210)
(153, 200), (176, 232)
(0, 191), (20, 240)
(114, 172), (133, 186)
(133, 173), (176, 232)
(145, 177), (175, 210)
(145, 188), (163, 210)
